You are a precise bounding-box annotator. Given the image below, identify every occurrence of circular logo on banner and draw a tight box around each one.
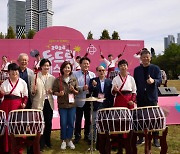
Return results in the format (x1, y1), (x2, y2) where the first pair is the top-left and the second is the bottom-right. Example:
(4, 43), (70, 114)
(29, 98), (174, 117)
(87, 44), (97, 55)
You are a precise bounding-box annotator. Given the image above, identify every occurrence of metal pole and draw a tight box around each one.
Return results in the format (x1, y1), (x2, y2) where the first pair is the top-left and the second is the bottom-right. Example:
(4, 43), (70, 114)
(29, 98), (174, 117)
(90, 101), (94, 154)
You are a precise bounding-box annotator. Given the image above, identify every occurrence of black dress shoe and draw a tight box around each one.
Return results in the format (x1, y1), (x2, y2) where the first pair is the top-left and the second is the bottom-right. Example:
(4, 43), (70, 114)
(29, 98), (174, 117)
(153, 139), (160, 147)
(136, 139), (145, 145)
(74, 137), (81, 144)
(46, 144), (52, 148)
(84, 135), (89, 141)
(40, 148), (44, 152)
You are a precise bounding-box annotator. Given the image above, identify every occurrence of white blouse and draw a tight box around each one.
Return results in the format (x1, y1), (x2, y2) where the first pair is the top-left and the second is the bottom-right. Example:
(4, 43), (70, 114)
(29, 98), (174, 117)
(111, 75), (136, 94)
(104, 57), (118, 68)
(0, 78), (28, 97)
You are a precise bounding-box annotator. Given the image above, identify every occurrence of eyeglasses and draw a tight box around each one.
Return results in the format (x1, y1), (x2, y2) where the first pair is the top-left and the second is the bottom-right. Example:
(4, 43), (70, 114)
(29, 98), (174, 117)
(98, 70), (105, 72)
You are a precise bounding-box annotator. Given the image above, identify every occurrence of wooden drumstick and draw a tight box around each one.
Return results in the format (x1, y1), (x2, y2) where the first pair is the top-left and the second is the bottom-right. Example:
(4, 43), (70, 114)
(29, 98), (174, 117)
(121, 45), (127, 55)
(35, 72), (38, 86)
(99, 45), (102, 55)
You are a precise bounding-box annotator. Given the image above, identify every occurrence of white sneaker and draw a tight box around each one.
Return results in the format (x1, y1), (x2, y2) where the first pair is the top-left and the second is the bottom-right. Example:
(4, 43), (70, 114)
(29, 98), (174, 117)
(61, 141), (66, 150)
(67, 140), (75, 149)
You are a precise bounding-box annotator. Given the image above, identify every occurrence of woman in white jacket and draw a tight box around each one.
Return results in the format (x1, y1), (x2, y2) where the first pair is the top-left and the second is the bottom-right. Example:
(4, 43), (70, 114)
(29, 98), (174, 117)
(31, 58), (55, 151)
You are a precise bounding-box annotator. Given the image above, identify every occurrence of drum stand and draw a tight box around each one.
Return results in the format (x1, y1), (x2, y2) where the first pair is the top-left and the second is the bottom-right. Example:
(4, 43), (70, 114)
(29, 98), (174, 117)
(10, 132), (41, 154)
(89, 100), (95, 154)
(132, 127), (168, 154)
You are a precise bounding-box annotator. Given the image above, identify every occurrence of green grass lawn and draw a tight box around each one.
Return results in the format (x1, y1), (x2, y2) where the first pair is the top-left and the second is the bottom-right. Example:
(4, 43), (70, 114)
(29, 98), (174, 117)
(40, 125), (180, 154)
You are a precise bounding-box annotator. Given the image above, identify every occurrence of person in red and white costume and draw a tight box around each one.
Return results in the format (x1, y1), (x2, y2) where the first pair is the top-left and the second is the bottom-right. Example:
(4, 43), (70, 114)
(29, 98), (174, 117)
(0, 63), (28, 153)
(34, 53), (42, 73)
(111, 59), (136, 153)
(0, 56), (10, 84)
(111, 59), (136, 109)
(100, 53), (122, 78)
(1, 56), (10, 71)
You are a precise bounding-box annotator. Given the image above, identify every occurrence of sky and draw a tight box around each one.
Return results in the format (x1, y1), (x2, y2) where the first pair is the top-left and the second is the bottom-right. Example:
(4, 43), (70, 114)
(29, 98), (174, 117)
(1, 0), (180, 54)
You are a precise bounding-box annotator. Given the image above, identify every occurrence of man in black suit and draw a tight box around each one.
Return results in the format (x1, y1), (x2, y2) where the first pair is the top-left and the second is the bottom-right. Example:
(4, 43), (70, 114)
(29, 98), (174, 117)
(88, 66), (114, 150)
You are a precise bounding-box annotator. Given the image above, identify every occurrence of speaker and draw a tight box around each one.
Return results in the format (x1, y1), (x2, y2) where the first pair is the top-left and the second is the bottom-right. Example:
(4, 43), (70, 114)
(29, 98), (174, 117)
(158, 87), (179, 96)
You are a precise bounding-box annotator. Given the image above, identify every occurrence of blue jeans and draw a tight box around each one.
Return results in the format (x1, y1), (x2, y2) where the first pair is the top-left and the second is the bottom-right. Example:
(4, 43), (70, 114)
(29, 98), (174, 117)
(59, 107), (76, 140)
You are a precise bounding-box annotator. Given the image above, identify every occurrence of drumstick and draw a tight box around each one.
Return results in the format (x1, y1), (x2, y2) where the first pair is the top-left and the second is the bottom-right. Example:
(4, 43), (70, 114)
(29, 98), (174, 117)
(59, 73), (63, 91)
(69, 44), (70, 50)
(99, 45), (102, 55)
(121, 45), (127, 55)
(35, 72), (38, 86)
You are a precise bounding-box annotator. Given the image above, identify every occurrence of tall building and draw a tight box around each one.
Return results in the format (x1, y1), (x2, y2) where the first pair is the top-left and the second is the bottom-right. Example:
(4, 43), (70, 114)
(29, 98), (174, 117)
(164, 35), (175, 50)
(7, 0), (26, 38)
(177, 33), (180, 45)
(26, 0), (54, 33)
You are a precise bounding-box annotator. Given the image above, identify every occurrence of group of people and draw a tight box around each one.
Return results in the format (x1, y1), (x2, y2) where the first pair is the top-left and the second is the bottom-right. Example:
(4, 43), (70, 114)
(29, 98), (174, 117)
(0, 47), (162, 153)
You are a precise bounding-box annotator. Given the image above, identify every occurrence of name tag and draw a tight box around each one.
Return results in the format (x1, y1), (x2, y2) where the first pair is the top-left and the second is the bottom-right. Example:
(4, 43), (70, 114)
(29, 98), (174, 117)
(69, 94), (75, 103)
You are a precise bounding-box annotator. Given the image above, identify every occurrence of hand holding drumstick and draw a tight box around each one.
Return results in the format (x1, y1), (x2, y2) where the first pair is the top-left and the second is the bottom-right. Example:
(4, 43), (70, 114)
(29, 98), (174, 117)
(113, 85), (119, 92)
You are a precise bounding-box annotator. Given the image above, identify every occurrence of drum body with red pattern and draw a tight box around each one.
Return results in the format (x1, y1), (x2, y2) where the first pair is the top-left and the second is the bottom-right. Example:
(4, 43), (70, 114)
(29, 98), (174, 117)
(96, 107), (133, 134)
(0, 110), (6, 136)
(132, 106), (166, 132)
(8, 109), (45, 137)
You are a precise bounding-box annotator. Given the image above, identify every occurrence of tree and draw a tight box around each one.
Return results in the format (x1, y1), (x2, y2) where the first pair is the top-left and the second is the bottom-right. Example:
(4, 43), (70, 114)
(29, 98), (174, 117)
(87, 31), (93, 39)
(6, 26), (15, 39)
(21, 33), (26, 39)
(99, 29), (111, 40)
(27, 29), (36, 39)
(0, 32), (4, 39)
(151, 43), (180, 79)
(112, 31), (120, 40)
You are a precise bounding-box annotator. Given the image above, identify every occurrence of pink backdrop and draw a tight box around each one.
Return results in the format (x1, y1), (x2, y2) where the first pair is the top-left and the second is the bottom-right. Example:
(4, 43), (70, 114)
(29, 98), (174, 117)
(158, 96), (180, 125)
(0, 26), (143, 75)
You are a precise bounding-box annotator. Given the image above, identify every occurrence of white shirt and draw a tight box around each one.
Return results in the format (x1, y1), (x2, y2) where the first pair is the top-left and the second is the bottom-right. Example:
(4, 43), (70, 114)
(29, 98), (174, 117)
(34, 60), (40, 69)
(104, 57), (118, 68)
(1, 78), (28, 97)
(111, 75), (136, 94)
(1, 62), (10, 71)
(71, 57), (81, 71)
(73, 70), (96, 107)
(100, 79), (105, 93)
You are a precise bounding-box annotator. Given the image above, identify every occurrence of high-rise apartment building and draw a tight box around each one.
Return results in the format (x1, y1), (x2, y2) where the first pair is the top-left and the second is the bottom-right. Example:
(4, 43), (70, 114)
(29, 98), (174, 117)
(7, 0), (26, 38)
(164, 35), (175, 50)
(26, 0), (53, 33)
(177, 33), (180, 45)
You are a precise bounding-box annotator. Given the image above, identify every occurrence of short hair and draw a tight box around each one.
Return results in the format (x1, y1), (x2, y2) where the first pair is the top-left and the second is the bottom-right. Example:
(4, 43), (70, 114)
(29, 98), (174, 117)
(96, 65), (105, 71)
(35, 53), (40, 57)
(18, 53), (29, 61)
(118, 59), (128, 67)
(8, 63), (19, 71)
(60, 61), (73, 75)
(108, 54), (113, 58)
(79, 56), (91, 64)
(39, 58), (51, 68)
(76, 56), (81, 60)
(140, 48), (150, 56)
(2, 56), (7, 59)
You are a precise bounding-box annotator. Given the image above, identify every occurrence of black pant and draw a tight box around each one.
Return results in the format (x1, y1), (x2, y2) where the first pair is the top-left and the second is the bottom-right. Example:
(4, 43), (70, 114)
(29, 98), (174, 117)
(40, 99), (53, 149)
(74, 102), (91, 139)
